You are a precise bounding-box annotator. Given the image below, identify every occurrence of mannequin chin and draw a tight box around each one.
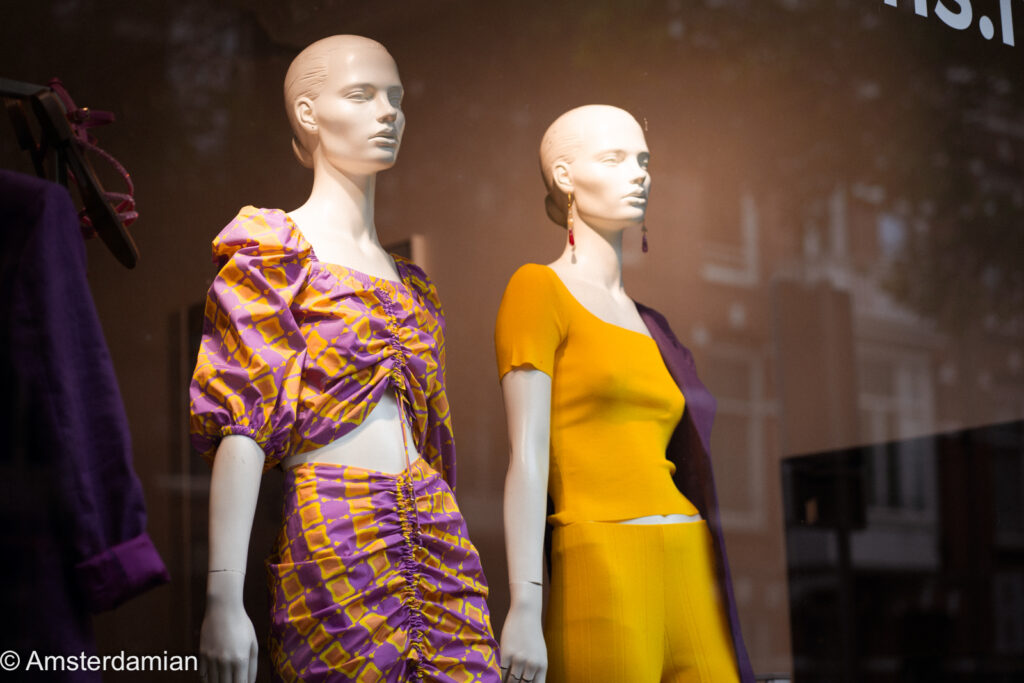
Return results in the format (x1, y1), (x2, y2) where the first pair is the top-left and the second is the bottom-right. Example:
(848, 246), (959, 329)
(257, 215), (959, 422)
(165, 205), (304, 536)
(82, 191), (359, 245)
(296, 45), (405, 176)
(541, 104), (655, 336)
(541, 104), (650, 234)
(284, 35), (404, 171)
(284, 37), (408, 288)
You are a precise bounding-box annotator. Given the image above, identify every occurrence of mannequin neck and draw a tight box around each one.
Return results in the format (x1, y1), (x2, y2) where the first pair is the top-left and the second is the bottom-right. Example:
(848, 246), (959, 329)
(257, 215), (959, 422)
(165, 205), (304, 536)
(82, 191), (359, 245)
(292, 159), (380, 245)
(553, 217), (628, 293)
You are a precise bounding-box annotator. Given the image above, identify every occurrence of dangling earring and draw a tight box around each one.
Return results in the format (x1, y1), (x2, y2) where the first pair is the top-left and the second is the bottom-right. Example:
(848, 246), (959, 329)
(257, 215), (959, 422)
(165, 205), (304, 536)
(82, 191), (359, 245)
(567, 192), (575, 248)
(642, 223), (649, 253)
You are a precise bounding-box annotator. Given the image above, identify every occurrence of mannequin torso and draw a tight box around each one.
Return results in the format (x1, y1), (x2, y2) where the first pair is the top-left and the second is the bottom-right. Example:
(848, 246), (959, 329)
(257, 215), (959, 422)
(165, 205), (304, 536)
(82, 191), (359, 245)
(280, 392), (419, 472)
(545, 261), (651, 337)
(543, 260), (699, 526)
(279, 210), (420, 474)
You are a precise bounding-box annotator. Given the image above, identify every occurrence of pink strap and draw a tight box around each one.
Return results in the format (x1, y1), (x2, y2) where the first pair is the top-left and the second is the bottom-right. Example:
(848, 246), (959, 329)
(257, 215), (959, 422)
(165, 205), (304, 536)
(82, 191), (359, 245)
(47, 78), (137, 233)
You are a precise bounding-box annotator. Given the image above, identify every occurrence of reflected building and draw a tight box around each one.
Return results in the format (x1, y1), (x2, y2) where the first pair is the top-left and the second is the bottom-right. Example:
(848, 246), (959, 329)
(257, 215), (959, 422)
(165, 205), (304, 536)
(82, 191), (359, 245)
(782, 421), (1024, 682)
(685, 112), (1024, 674)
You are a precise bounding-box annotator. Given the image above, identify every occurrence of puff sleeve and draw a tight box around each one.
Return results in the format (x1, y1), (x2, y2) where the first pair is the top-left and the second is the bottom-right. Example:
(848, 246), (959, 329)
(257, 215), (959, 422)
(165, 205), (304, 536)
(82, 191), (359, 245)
(189, 207), (311, 471)
(494, 264), (567, 380)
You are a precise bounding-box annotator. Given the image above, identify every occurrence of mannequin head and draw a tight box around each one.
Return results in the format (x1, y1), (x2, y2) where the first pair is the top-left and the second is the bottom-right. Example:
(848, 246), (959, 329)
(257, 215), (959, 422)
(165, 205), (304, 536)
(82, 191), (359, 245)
(284, 35), (404, 173)
(539, 105), (650, 231)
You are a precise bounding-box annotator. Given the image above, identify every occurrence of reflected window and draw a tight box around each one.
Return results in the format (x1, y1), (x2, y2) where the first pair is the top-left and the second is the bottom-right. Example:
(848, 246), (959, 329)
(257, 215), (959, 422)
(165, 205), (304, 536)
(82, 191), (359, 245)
(704, 347), (777, 530)
(701, 190), (760, 287)
(877, 212), (907, 261)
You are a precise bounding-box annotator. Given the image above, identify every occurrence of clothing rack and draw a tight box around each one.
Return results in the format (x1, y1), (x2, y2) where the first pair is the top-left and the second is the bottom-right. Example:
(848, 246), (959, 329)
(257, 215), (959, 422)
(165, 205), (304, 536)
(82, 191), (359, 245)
(1, 77), (138, 268)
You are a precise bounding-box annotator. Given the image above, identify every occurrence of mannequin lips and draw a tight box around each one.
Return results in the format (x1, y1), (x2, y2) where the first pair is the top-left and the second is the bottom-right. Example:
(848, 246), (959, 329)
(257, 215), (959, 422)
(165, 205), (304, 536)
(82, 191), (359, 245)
(625, 189), (648, 203)
(371, 129), (399, 146)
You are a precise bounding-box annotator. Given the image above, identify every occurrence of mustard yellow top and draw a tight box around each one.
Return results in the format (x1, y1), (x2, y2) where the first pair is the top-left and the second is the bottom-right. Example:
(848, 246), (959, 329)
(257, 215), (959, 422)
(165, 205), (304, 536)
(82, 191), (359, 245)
(495, 264), (699, 525)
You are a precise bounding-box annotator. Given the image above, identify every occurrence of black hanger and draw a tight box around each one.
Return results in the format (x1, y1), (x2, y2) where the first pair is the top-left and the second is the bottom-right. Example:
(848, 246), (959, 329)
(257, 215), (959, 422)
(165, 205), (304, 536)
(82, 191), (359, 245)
(1, 78), (138, 268)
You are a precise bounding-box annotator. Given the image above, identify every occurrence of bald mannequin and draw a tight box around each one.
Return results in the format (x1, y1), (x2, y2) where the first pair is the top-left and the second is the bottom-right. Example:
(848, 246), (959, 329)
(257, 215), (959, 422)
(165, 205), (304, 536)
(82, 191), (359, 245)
(499, 105), (701, 683)
(199, 35), (412, 683)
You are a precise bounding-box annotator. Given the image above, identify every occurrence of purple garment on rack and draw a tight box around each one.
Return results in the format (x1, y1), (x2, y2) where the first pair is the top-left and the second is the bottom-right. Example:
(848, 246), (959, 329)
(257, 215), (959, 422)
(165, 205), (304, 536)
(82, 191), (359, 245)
(637, 301), (757, 683)
(0, 170), (169, 681)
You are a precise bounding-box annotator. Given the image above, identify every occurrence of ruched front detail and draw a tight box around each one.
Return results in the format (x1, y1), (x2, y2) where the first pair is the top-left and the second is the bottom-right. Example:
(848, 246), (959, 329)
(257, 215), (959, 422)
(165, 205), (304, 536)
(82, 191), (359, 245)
(394, 471), (426, 678)
(267, 460), (500, 682)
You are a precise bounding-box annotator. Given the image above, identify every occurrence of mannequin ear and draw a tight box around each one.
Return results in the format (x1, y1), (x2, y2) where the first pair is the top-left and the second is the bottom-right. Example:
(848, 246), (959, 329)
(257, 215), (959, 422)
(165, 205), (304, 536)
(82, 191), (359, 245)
(552, 161), (573, 195)
(295, 96), (317, 134)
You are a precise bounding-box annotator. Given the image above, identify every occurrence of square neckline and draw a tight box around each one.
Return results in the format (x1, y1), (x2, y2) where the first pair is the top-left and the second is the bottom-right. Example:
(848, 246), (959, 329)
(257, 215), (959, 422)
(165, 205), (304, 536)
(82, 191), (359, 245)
(276, 208), (412, 293)
(539, 264), (656, 343)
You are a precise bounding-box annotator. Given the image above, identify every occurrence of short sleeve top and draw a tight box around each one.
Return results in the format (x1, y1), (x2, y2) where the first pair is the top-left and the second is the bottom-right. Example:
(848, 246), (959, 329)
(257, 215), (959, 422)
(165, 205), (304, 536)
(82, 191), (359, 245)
(189, 207), (454, 484)
(494, 264), (697, 525)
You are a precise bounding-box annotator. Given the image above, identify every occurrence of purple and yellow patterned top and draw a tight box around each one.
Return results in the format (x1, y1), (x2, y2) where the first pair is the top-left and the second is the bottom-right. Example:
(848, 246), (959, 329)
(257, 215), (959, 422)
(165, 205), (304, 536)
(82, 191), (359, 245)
(189, 206), (454, 485)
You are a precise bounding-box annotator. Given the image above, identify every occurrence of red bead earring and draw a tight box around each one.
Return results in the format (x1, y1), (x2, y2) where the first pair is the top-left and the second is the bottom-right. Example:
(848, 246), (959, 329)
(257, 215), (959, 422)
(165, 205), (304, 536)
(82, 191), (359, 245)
(567, 192), (575, 248)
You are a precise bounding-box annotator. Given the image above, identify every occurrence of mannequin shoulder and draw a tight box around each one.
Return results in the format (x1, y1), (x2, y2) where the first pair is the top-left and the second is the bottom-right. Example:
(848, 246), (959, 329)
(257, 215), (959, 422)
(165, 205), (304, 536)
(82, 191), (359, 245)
(394, 257), (444, 311)
(495, 264), (571, 331)
(503, 263), (562, 300)
(211, 206), (311, 265)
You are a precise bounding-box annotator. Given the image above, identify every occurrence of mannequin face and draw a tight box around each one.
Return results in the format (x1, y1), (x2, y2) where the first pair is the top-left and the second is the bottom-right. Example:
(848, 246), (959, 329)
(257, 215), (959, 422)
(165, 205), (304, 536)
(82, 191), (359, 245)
(556, 109), (650, 231)
(298, 46), (405, 175)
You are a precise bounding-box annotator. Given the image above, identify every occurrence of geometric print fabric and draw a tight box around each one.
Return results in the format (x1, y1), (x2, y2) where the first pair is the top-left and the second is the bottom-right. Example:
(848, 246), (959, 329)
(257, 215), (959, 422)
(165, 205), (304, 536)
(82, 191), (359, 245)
(190, 206), (455, 484)
(187, 206), (493, 678)
(267, 458), (501, 681)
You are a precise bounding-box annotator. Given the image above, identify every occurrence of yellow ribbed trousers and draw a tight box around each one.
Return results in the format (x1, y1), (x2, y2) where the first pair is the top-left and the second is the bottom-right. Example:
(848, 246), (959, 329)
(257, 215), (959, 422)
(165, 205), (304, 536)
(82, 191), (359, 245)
(545, 520), (740, 683)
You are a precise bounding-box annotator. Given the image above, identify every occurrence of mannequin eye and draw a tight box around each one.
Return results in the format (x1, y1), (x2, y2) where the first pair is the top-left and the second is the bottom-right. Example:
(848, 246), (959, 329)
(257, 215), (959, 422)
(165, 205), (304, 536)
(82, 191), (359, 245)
(598, 150), (628, 165)
(344, 89), (372, 101)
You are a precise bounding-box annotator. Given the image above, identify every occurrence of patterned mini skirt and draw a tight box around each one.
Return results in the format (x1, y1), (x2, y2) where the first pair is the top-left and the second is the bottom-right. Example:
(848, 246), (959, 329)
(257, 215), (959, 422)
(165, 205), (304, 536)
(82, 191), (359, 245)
(267, 458), (501, 682)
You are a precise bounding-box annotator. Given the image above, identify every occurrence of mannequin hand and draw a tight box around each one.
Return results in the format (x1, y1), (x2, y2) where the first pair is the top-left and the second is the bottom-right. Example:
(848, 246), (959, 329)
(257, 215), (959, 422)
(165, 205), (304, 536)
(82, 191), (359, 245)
(199, 598), (258, 683)
(500, 589), (547, 683)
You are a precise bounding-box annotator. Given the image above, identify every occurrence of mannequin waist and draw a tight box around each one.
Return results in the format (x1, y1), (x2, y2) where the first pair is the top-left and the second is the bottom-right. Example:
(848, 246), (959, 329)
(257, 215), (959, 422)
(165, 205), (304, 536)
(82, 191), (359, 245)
(547, 440), (700, 526)
(281, 390), (420, 472)
(616, 513), (703, 525)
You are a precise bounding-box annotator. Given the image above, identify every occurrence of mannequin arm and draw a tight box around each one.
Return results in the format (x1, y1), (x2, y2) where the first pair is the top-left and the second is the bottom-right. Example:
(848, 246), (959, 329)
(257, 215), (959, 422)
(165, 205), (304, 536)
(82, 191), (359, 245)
(499, 368), (552, 683)
(199, 434), (263, 683)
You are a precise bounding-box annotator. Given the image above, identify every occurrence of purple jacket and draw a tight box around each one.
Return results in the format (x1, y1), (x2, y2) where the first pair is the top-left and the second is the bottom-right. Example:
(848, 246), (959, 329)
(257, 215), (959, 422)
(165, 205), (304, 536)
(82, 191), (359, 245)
(0, 170), (169, 680)
(637, 302), (756, 683)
